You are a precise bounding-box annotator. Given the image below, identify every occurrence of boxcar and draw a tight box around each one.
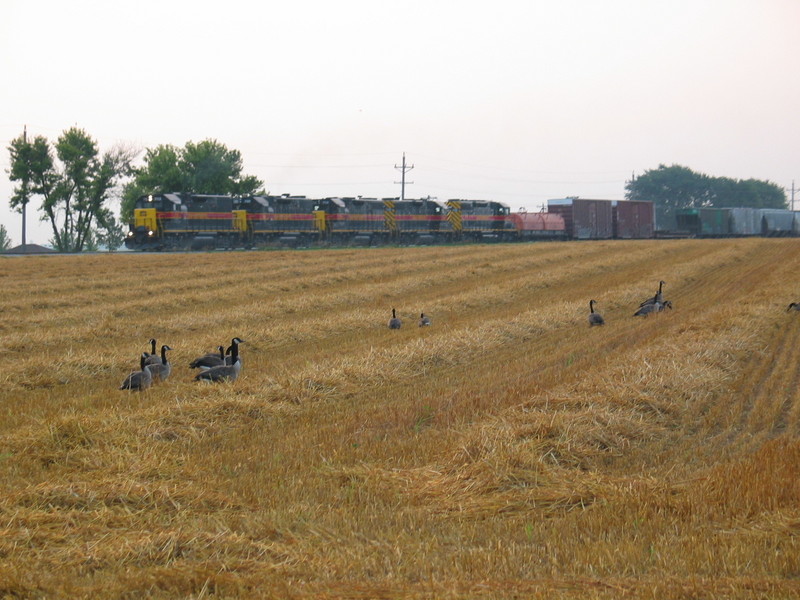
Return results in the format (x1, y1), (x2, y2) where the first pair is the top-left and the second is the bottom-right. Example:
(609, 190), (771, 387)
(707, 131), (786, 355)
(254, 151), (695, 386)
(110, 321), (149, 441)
(613, 200), (655, 239)
(547, 198), (613, 239)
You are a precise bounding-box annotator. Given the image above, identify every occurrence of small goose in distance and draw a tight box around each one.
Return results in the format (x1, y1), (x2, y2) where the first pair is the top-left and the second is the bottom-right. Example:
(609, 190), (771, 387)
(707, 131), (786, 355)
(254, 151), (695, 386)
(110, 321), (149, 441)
(120, 353), (153, 391)
(588, 300), (605, 326)
(144, 338), (162, 366)
(195, 338), (243, 383)
(388, 308), (402, 329)
(418, 313), (432, 327)
(189, 345), (226, 369)
(147, 345), (173, 382)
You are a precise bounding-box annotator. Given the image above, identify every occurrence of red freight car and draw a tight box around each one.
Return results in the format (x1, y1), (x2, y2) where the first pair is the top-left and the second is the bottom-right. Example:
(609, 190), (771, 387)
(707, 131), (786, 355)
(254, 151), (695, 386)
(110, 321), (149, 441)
(613, 200), (655, 239)
(547, 198), (614, 239)
(509, 211), (567, 239)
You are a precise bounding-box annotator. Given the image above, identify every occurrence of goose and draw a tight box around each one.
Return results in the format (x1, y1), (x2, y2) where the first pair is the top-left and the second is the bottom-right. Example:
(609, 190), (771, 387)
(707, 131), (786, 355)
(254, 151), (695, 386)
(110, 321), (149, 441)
(634, 299), (672, 317)
(189, 345), (226, 369)
(144, 338), (162, 366)
(639, 280), (666, 308)
(788, 303), (800, 312)
(195, 338), (243, 383)
(588, 300), (605, 326)
(147, 345), (173, 382)
(120, 353), (153, 391)
(223, 337), (245, 366)
(418, 313), (432, 327)
(388, 308), (402, 329)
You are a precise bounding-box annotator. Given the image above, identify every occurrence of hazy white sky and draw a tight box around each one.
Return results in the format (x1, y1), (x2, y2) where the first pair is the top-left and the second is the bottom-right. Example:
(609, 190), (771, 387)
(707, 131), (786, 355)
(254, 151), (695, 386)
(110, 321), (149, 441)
(2, 0), (799, 245)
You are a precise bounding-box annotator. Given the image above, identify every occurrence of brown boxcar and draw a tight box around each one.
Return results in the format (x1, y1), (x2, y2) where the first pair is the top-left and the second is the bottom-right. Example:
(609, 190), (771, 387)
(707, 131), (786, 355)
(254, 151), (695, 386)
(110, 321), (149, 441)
(547, 198), (614, 239)
(613, 200), (655, 239)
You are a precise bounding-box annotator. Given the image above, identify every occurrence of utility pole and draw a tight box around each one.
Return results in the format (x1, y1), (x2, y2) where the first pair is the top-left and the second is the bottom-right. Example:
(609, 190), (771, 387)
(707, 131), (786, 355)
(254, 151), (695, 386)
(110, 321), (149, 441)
(394, 153), (414, 201)
(792, 180), (796, 212)
(21, 125), (27, 249)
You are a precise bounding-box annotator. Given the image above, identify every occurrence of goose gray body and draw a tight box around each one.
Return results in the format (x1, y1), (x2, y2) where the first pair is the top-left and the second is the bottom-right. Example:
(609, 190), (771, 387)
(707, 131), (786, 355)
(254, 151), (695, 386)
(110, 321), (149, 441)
(388, 308), (402, 329)
(189, 346), (226, 369)
(120, 353), (153, 391)
(634, 299), (672, 317)
(418, 313), (432, 327)
(195, 338), (244, 383)
(147, 345), (173, 382)
(639, 280), (666, 308)
(588, 300), (605, 326)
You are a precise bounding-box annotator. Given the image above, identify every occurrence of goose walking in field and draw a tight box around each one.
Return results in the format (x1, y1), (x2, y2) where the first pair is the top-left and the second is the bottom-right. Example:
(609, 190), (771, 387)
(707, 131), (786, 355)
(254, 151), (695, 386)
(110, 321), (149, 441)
(147, 345), (173, 382)
(195, 338), (244, 383)
(588, 300), (605, 326)
(189, 345), (226, 369)
(388, 308), (402, 329)
(120, 353), (153, 391)
(144, 338), (162, 366)
(418, 313), (432, 327)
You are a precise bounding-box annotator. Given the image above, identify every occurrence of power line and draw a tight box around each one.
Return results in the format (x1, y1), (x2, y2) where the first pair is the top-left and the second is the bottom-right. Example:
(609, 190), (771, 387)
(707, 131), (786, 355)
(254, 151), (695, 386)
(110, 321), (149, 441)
(393, 153), (414, 202)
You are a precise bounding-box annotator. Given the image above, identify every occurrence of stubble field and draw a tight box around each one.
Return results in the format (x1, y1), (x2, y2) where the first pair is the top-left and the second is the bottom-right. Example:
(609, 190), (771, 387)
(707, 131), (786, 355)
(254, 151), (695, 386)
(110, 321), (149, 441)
(1, 238), (799, 599)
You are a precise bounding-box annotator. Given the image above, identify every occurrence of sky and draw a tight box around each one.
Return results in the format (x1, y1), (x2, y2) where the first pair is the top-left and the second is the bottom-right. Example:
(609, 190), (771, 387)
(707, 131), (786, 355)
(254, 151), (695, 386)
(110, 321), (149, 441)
(1, 0), (799, 246)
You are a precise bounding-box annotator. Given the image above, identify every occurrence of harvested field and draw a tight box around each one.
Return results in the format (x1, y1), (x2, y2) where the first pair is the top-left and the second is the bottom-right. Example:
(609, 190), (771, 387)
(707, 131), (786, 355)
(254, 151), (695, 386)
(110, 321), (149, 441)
(1, 239), (799, 599)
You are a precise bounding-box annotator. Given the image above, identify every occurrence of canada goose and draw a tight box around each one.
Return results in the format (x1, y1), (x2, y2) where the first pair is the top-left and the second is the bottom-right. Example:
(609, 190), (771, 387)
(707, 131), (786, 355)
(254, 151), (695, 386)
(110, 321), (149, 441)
(388, 308), (402, 329)
(223, 337), (245, 366)
(418, 313), (432, 327)
(120, 353), (153, 391)
(144, 338), (162, 366)
(147, 345), (173, 382)
(639, 280), (666, 307)
(788, 303), (800, 312)
(189, 345), (226, 369)
(634, 299), (672, 317)
(588, 300), (605, 326)
(194, 338), (243, 383)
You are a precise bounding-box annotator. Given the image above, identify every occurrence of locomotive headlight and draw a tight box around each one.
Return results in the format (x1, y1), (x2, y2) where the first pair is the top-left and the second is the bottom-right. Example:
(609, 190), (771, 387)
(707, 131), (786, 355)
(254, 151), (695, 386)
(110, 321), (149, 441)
(147, 230), (155, 237)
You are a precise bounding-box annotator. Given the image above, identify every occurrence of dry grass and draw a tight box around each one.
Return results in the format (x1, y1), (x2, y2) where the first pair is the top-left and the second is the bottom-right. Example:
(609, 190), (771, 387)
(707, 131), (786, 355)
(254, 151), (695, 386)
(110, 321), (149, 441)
(2, 239), (800, 598)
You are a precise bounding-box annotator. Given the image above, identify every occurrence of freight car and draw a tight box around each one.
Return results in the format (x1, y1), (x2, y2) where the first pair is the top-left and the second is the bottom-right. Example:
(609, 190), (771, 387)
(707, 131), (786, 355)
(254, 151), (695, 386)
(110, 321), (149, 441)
(670, 207), (799, 238)
(124, 193), (656, 250)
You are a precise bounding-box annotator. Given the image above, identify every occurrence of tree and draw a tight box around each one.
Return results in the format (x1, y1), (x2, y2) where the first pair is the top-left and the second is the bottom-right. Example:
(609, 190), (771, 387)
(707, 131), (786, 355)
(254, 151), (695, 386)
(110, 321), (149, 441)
(626, 164), (787, 229)
(121, 139), (264, 221)
(7, 127), (135, 252)
(0, 224), (10, 251)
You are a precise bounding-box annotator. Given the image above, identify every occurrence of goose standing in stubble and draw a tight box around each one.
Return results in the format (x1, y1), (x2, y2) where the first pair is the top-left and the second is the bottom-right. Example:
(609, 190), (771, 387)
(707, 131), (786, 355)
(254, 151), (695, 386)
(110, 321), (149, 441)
(588, 300), (605, 326)
(120, 353), (153, 391)
(195, 338), (244, 383)
(147, 345), (173, 382)
(418, 313), (432, 327)
(388, 308), (402, 329)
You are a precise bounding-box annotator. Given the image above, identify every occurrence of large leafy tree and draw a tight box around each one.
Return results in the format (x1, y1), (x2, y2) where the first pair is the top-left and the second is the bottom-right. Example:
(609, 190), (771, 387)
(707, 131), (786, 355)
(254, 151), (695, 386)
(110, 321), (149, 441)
(121, 139), (264, 221)
(7, 128), (135, 252)
(626, 164), (786, 228)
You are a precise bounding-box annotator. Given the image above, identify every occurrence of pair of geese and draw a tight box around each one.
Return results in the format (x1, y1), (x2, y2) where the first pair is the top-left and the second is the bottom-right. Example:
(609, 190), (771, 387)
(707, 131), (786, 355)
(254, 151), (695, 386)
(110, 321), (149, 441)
(588, 280), (672, 326)
(389, 309), (431, 329)
(120, 337), (244, 391)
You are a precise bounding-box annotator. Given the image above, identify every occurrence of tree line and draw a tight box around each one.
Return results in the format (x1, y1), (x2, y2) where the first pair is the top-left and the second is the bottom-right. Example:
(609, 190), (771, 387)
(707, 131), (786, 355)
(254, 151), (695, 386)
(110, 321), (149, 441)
(625, 164), (787, 229)
(5, 129), (789, 251)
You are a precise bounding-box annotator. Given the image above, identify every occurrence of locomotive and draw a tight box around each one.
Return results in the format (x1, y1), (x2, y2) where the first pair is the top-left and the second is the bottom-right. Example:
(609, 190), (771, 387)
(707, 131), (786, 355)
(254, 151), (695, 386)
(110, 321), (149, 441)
(124, 193), (543, 250)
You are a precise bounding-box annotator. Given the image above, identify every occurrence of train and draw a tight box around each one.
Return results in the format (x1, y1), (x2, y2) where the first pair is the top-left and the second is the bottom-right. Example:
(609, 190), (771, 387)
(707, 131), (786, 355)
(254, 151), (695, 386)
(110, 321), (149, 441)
(124, 194), (658, 250)
(124, 193), (799, 251)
